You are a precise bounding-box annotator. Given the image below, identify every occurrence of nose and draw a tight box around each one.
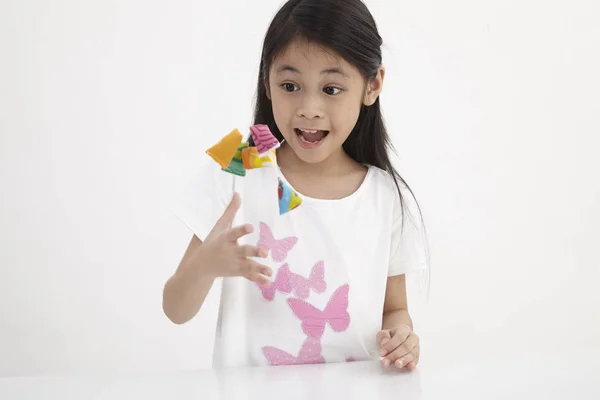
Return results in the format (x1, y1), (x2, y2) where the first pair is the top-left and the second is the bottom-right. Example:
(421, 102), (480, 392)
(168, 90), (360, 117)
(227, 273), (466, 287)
(296, 93), (324, 119)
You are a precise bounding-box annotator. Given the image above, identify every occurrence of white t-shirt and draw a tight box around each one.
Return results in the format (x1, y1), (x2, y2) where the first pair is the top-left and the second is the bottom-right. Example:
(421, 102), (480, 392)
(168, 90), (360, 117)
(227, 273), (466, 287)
(171, 157), (428, 368)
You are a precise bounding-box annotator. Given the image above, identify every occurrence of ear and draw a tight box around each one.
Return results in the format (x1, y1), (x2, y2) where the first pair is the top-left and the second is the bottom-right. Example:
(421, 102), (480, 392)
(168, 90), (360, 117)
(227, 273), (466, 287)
(363, 65), (385, 106)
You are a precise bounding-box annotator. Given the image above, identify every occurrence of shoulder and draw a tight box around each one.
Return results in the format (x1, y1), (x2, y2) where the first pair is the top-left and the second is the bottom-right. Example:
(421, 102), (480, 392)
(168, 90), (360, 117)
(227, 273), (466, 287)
(365, 165), (421, 225)
(183, 159), (237, 199)
(365, 165), (411, 203)
(366, 165), (403, 193)
(169, 159), (238, 241)
(367, 166), (430, 275)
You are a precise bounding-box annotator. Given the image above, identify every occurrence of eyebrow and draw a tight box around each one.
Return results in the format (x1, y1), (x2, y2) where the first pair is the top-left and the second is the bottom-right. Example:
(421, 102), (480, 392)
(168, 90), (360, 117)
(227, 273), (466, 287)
(276, 65), (349, 78)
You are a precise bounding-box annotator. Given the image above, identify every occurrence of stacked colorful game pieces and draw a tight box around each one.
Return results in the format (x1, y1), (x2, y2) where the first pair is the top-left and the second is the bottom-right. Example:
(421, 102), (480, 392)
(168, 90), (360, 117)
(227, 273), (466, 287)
(205, 124), (302, 215)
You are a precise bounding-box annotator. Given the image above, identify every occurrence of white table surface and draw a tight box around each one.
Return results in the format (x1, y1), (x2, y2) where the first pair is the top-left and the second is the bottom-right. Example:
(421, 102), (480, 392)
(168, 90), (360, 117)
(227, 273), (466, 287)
(2, 349), (599, 400)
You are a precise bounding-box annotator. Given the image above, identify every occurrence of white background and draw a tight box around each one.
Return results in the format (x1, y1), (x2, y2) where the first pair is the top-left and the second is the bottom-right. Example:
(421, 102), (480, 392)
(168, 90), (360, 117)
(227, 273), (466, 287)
(1, 0), (599, 377)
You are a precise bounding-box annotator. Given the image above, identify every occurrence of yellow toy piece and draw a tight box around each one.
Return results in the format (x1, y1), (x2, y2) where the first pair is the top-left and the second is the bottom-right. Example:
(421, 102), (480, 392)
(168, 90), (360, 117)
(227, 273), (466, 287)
(241, 146), (277, 169)
(206, 129), (243, 169)
(288, 189), (302, 211)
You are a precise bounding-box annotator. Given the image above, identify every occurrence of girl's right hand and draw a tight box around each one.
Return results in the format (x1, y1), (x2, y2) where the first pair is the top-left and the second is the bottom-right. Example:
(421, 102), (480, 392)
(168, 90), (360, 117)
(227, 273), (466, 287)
(200, 192), (272, 286)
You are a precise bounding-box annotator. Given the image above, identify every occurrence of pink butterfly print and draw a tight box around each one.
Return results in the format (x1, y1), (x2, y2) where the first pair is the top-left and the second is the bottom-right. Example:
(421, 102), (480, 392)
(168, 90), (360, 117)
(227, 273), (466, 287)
(256, 222), (298, 262)
(257, 264), (292, 301)
(287, 284), (350, 339)
(289, 261), (327, 299)
(262, 338), (325, 366)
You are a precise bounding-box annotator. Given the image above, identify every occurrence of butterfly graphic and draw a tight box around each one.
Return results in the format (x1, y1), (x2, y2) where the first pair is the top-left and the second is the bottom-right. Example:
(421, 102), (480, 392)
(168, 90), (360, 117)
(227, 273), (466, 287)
(262, 338), (325, 366)
(289, 261), (327, 299)
(256, 222), (298, 262)
(287, 284), (350, 339)
(257, 264), (292, 301)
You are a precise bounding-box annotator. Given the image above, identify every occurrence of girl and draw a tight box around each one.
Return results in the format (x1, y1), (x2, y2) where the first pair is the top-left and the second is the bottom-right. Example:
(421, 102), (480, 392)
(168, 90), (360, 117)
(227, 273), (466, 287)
(164, 0), (429, 371)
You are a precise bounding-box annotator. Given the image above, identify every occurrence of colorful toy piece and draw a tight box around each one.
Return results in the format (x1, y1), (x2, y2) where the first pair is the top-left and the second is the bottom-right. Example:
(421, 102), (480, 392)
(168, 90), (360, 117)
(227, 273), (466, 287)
(206, 128), (243, 169)
(241, 146), (276, 169)
(205, 126), (302, 216)
(222, 141), (248, 176)
(278, 177), (302, 215)
(250, 124), (280, 155)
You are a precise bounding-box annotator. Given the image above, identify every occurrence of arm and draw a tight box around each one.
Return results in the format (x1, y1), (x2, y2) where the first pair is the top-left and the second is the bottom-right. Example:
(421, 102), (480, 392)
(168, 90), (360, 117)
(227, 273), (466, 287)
(162, 235), (216, 325)
(163, 193), (272, 325)
(378, 274), (420, 369)
(382, 274), (413, 330)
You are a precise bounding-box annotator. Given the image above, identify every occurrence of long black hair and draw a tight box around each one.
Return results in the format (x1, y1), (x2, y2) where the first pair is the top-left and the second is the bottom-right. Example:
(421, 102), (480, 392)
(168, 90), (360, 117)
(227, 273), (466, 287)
(250, 0), (422, 228)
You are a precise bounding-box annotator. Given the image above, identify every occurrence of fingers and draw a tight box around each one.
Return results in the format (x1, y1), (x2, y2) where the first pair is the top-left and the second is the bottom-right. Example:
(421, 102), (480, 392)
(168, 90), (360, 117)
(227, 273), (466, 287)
(394, 346), (419, 369)
(240, 259), (272, 286)
(381, 333), (419, 369)
(238, 245), (269, 259)
(391, 349), (418, 369)
(376, 330), (392, 347)
(405, 355), (419, 370)
(215, 192), (241, 229)
(226, 223), (254, 242)
(250, 273), (272, 287)
(379, 327), (411, 357)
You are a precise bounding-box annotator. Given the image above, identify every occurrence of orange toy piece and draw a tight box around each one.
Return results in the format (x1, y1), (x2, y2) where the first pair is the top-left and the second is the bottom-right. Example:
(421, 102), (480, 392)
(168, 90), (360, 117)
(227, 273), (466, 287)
(241, 146), (276, 169)
(206, 129), (243, 169)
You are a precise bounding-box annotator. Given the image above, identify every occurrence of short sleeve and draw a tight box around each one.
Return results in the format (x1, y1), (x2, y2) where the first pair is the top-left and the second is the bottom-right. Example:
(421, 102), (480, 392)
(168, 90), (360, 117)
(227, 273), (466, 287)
(169, 160), (235, 242)
(388, 184), (430, 276)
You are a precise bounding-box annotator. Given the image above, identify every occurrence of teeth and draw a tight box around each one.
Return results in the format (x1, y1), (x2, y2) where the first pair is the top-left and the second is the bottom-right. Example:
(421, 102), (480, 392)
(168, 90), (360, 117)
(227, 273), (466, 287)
(298, 134), (319, 144)
(299, 128), (319, 134)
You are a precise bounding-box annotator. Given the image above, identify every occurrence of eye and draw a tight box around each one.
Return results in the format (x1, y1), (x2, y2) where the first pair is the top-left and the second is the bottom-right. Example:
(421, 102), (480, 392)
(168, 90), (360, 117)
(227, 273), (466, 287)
(281, 83), (299, 92)
(323, 86), (342, 95)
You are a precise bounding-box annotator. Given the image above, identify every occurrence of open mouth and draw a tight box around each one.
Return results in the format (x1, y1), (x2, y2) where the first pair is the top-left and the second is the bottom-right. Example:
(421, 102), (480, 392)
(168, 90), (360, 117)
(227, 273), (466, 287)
(294, 128), (330, 145)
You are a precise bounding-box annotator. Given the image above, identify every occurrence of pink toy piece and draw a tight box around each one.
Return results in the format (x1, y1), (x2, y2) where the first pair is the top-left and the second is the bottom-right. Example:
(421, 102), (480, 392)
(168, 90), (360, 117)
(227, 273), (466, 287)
(250, 124), (280, 155)
(257, 264), (292, 301)
(262, 337), (325, 366)
(289, 261), (327, 299)
(287, 284), (350, 339)
(257, 222), (298, 262)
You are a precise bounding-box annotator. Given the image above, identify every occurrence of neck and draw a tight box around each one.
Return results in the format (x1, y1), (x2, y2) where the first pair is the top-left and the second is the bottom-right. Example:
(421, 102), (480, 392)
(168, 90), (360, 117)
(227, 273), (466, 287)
(277, 142), (356, 177)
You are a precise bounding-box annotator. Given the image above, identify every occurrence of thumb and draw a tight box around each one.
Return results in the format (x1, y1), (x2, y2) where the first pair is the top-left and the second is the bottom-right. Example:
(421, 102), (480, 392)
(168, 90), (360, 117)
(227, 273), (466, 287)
(215, 192), (241, 230)
(376, 330), (391, 347)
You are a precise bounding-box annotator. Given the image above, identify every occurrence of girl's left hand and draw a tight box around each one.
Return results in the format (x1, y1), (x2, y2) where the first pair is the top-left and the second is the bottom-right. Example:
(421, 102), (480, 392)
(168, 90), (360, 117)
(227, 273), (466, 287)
(376, 325), (420, 370)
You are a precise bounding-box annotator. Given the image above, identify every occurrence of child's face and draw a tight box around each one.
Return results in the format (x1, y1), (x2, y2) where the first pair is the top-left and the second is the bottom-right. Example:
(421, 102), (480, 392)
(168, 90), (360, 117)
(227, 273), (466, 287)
(267, 39), (383, 165)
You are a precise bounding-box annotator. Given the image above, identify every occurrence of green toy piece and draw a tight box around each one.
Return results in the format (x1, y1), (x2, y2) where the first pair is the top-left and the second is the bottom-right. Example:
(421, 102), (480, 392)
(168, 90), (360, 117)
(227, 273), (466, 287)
(222, 158), (246, 176)
(222, 141), (248, 176)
